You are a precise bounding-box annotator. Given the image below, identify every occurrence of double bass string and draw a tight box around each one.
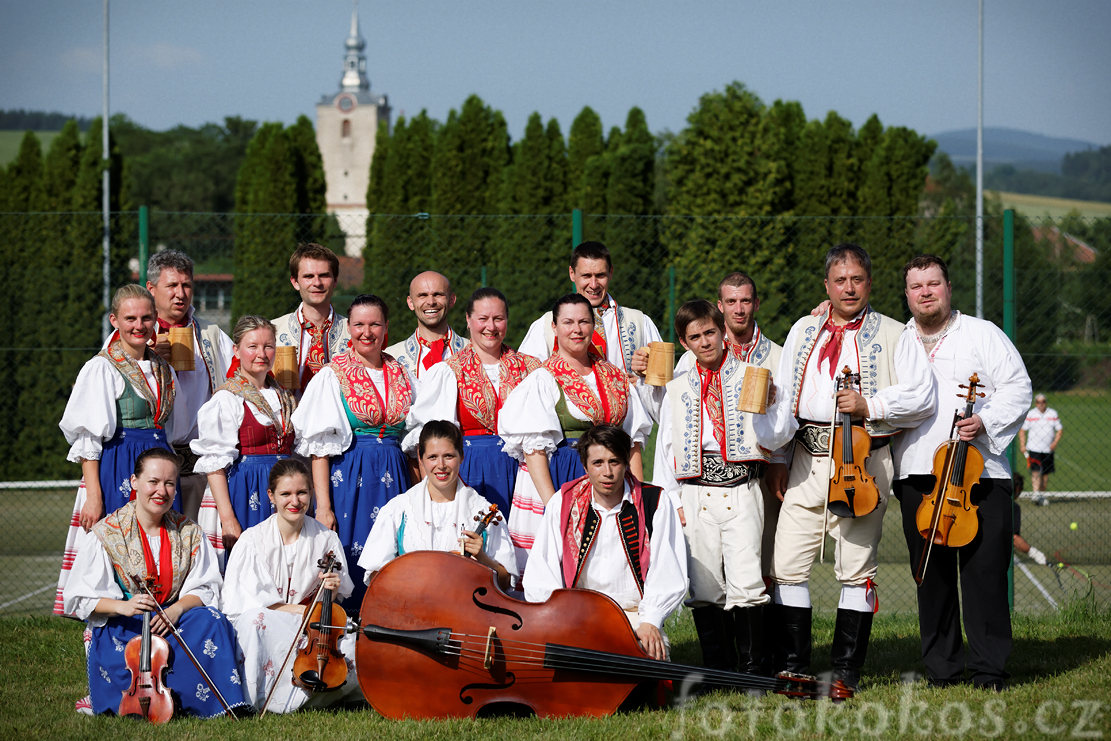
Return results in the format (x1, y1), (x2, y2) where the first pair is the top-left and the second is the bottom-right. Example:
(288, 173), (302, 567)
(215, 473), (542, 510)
(431, 630), (820, 694)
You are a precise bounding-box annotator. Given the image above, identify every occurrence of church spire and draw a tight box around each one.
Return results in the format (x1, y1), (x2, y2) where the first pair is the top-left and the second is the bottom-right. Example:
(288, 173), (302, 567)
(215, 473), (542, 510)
(340, 1), (370, 92)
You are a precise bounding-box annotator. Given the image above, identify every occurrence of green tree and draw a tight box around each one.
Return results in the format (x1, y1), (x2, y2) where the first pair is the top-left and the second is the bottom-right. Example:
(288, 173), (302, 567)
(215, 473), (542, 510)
(287, 115), (327, 242)
(567, 107), (604, 210)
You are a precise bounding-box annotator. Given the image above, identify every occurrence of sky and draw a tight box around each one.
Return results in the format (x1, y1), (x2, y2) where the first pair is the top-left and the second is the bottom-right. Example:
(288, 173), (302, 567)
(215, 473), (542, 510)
(1, 0), (1108, 147)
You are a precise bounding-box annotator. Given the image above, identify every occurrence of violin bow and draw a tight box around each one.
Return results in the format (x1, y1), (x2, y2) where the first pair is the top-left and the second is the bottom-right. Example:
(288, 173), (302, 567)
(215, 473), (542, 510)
(257, 551), (341, 719)
(131, 575), (239, 720)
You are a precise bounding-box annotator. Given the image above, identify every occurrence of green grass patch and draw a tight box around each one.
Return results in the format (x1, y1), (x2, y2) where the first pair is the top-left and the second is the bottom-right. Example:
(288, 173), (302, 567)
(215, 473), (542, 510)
(993, 190), (1111, 219)
(3, 609), (1109, 738)
(0, 130), (60, 165)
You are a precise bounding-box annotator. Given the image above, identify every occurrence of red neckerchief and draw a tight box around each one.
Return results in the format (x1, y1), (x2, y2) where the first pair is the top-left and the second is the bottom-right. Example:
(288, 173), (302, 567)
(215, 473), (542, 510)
(300, 312), (333, 387)
(418, 333), (449, 371)
(591, 303), (609, 359)
(136, 520), (173, 604)
(542, 352), (629, 424)
(698, 356), (727, 452)
(817, 314), (865, 378)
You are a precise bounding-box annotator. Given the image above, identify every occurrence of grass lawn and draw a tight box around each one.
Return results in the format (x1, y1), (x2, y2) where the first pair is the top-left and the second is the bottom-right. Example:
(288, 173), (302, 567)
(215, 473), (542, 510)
(2, 603), (1108, 738)
(993, 190), (1111, 220)
(0, 129), (60, 164)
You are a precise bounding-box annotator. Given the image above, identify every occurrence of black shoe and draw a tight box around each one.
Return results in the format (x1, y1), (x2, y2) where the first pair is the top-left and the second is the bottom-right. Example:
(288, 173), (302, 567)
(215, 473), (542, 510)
(771, 603), (812, 676)
(831, 608), (873, 691)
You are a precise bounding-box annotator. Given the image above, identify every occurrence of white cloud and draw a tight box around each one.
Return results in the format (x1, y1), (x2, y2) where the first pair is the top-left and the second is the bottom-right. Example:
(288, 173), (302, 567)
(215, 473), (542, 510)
(134, 42), (204, 71)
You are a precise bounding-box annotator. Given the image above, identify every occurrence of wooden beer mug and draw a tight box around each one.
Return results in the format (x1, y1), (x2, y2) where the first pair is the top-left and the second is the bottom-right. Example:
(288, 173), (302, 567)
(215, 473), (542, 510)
(167, 327), (195, 372)
(737, 366), (770, 414)
(644, 342), (675, 386)
(274, 345), (300, 390)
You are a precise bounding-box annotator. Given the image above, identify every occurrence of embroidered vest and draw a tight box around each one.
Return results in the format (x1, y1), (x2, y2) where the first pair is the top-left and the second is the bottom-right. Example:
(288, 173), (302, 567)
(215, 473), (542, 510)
(238, 403), (294, 456)
(787, 308), (904, 437)
(555, 391), (594, 439)
(116, 380), (157, 429)
(562, 484), (661, 595)
(668, 353), (767, 479)
(387, 330), (467, 379)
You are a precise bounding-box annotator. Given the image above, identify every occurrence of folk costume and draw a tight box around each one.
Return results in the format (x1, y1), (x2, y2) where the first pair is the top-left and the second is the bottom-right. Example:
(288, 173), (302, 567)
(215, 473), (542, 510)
(357, 480), (517, 580)
(221, 514), (360, 712)
(671, 323), (784, 580)
(768, 306), (935, 686)
(402, 345), (541, 514)
(292, 350), (415, 608)
(55, 335), (184, 616)
(653, 350), (792, 673)
(190, 372), (297, 568)
(273, 304), (350, 392)
(155, 309), (234, 521)
(497, 352), (653, 573)
(893, 311), (1031, 689)
(384, 327), (467, 385)
(519, 294), (662, 413)
(62, 502), (250, 717)
(523, 474), (687, 646)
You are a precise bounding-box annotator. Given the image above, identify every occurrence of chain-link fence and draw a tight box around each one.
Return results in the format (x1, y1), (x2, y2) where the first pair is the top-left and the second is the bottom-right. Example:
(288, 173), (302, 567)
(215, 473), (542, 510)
(2, 209), (1108, 615)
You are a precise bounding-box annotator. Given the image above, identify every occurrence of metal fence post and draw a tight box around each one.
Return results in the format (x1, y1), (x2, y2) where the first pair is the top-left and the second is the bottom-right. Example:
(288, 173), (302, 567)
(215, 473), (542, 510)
(1004, 208), (1016, 611)
(572, 208), (582, 248)
(667, 265), (676, 343)
(138, 205), (149, 286)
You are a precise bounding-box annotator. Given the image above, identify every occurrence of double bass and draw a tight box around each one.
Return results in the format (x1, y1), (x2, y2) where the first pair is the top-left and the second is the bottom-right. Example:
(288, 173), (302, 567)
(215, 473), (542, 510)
(914, 374), (984, 584)
(827, 366), (880, 518)
(355, 551), (850, 719)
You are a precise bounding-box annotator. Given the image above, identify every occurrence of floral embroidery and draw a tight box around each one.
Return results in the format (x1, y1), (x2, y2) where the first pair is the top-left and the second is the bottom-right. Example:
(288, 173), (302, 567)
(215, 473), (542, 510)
(331, 470), (344, 488)
(230, 669), (241, 685)
(112, 636), (126, 652)
(249, 490), (260, 512)
(253, 612), (266, 631)
(99, 666), (110, 683)
(118, 477), (131, 496)
(203, 639), (218, 658)
(196, 684), (211, 702)
(380, 470), (393, 488)
(329, 350), (413, 427)
(357, 476), (363, 487)
(263, 658), (275, 677)
(351, 539), (364, 555)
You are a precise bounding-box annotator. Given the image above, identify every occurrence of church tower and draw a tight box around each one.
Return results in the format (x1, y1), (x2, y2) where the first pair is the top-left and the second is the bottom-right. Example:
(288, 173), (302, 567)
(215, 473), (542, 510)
(315, 4), (390, 256)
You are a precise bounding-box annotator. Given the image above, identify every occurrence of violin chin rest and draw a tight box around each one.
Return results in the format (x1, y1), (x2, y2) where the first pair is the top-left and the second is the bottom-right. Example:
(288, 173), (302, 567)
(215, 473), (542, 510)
(297, 671), (327, 692)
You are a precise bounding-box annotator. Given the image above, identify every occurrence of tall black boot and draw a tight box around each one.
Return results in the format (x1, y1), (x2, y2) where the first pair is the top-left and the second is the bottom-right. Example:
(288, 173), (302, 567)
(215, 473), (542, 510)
(831, 608), (874, 691)
(771, 603), (812, 676)
(731, 605), (769, 676)
(691, 606), (738, 671)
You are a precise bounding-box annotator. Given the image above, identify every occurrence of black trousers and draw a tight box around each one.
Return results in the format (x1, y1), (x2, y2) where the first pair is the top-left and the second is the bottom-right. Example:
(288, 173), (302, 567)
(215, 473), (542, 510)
(895, 475), (1013, 685)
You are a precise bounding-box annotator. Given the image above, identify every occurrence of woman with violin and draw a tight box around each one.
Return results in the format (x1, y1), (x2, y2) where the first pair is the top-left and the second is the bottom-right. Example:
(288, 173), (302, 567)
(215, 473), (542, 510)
(63, 447), (251, 718)
(222, 458), (361, 713)
(292, 294), (416, 609)
(360, 421), (516, 591)
(498, 293), (653, 574)
(894, 255), (1031, 690)
(403, 288), (540, 515)
(191, 315), (296, 566)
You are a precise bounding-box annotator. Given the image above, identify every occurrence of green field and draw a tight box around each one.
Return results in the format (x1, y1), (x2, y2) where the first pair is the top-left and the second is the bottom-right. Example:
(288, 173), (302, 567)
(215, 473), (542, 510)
(994, 190), (1111, 220)
(0, 129), (61, 164)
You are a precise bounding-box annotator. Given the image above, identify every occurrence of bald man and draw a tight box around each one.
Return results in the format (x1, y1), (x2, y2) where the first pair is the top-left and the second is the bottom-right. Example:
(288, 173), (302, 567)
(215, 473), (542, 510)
(384, 271), (467, 382)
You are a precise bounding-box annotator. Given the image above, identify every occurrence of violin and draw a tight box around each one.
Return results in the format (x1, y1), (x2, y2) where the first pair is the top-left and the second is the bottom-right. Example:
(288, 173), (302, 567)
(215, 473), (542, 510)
(355, 551), (851, 719)
(461, 504), (502, 551)
(292, 552), (349, 692)
(827, 366), (880, 518)
(119, 576), (175, 723)
(914, 374), (985, 584)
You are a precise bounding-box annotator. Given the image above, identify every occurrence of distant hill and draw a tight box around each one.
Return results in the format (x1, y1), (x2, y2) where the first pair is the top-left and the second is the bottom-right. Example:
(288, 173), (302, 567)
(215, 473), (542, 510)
(931, 127), (1101, 174)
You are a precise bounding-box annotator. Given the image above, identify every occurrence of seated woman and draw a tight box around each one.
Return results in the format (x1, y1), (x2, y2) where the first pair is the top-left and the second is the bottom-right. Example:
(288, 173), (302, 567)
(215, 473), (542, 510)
(191, 315), (296, 566)
(63, 448), (251, 718)
(222, 459), (361, 713)
(359, 420), (516, 591)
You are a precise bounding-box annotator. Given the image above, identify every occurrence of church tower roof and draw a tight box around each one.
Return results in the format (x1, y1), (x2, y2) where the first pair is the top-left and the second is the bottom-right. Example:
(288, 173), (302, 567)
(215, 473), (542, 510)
(340, 2), (370, 93)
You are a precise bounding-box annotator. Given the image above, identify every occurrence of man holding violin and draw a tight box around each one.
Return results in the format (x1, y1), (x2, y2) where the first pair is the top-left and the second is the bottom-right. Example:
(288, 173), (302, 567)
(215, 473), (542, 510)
(766, 243), (935, 691)
(894, 254), (1031, 691)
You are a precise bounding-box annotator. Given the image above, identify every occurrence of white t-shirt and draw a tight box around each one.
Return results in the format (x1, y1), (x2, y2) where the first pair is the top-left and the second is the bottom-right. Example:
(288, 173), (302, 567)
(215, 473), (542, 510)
(1022, 407), (1062, 453)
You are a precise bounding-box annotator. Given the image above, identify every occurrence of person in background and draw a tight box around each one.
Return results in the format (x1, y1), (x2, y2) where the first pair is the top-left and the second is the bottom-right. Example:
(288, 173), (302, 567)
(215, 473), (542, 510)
(273, 243), (351, 393)
(384, 271), (466, 385)
(1018, 394), (1063, 507)
(1011, 474), (1048, 566)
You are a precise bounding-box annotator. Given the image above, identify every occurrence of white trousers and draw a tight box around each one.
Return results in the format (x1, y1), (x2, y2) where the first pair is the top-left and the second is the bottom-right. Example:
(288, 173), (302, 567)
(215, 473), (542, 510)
(772, 445), (892, 586)
(681, 478), (768, 609)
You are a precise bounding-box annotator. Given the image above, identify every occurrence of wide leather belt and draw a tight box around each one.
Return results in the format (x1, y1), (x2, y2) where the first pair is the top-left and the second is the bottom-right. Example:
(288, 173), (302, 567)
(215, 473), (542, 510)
(684, 454), (765, 487)
(795, 422), (892, 457)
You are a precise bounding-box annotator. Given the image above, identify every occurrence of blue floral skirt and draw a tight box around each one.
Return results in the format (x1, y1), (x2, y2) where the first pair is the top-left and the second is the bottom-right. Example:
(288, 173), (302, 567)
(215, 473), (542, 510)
(227, 454), (286, 530)
(459, 434), (518, 516)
